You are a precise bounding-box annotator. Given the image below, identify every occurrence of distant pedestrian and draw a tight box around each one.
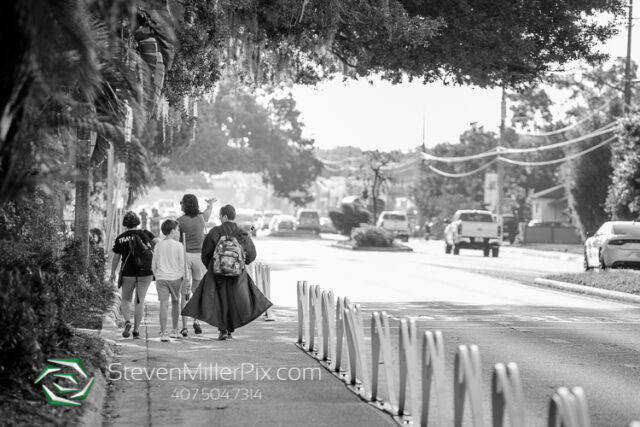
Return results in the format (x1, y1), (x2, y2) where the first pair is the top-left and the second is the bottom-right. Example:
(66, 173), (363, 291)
(90, 228), (103, 246)
(177, 194), (216, 336)
(152, 220), (186, 342)
(182, 204), (272, 341)
(109, 211), (158, 339)
(139, 208), (148, 230)
(150, 208), (161, 236)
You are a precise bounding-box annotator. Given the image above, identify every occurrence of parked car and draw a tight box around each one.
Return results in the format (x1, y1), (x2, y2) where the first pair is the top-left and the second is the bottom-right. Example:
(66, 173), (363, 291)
(258, 210), (283, 230)
(376, 211), (410, 242)
(584, 221), (640, 270)
(444, 209), (501, 257)
(235, 211), (257, 236)
(319, 216), (338, 234)
(296, 209), (321, 233)
(269, 214), (296, 232)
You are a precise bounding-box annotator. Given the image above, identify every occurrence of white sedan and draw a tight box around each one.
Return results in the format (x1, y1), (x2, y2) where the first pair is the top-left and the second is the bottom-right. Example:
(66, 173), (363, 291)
(584, 221), (640, 270)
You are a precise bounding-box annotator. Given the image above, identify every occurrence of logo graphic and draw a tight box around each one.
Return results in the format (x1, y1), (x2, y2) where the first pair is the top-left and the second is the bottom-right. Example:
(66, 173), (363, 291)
(34, 358), (95, 406)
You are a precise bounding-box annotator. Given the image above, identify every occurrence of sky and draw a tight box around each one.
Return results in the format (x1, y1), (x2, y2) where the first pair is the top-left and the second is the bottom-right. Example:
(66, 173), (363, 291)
(290, 2), (639, 152)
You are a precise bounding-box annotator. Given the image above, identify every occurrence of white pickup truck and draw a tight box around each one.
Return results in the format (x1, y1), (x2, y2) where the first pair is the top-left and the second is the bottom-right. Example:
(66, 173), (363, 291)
(376, 211), (410, 242)
(444, 209), (501, 257)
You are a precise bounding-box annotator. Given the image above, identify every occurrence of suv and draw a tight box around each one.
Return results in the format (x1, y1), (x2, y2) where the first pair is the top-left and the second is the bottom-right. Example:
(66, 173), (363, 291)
(444, 209), (501, 257)
(296, 209), (321, 233)
(376, 211), (410, 242)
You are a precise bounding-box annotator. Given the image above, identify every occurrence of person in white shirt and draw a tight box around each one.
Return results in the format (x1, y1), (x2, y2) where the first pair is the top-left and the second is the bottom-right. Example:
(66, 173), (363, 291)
(152, 220), (186, 342)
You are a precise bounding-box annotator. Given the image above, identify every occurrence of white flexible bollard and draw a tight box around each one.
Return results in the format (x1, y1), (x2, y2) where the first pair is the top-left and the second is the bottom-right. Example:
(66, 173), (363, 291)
(421, 330), (447, 427)
(398, 318), (421, 422)
(454, 344), (484, 427)
(492, 362), (525, 427)
(296, 281), (309, 345)
(371, 311), (397, 411)
(547, 386), (591, 427)
(307, 285), (321, 353)
(332, 296), (348, 373)
(320, 290), (335, 361)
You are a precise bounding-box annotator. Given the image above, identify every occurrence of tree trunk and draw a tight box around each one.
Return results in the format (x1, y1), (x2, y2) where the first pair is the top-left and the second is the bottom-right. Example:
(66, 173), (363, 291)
(74, 111), (94, 270)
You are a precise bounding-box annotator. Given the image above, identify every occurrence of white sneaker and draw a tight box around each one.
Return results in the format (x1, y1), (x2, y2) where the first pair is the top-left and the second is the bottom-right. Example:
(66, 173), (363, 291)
(169, 329), (179, 339)
(160, 331), (170, 342)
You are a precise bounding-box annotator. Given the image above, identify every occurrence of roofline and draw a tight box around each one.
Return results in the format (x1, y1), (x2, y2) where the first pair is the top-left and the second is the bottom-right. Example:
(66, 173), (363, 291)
(530, 184), (564, 199)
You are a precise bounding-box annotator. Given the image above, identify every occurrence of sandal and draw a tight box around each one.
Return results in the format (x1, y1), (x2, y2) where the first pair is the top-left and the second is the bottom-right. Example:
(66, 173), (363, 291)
(180, 327), (188, 337)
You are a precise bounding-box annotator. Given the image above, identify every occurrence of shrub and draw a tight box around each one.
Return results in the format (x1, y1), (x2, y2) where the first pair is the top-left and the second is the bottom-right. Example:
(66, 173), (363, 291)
(351, 225), (393, 247)
(0, 191), (65, 272)
(0, 268), (71, 388)
(0, 188), (111, 391)
(55, 239), (110, 328)
(329, 204), (371, 236)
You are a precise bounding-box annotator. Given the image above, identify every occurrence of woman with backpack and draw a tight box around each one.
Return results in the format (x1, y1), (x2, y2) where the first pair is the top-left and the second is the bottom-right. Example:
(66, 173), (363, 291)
(109, 211), (158, 339)
(182, 204), (272, 341)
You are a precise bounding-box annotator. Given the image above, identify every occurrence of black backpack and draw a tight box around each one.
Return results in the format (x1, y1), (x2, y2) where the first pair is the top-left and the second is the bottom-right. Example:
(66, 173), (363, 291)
(128, 231), (153, 274)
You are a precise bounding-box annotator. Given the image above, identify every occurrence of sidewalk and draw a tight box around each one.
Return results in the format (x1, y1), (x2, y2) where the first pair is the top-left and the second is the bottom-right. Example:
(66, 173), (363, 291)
(101, 287), (396, 427)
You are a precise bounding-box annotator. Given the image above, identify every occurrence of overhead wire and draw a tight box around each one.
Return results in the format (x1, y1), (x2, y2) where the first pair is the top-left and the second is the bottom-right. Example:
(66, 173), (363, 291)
(498, 136), (617, 166)
(503, 121), (617, 154)
(421, 147), (498, 163)
(514, 97), (617, 137)
(420, 121), (618, 164)
(428, 158), (498, 178)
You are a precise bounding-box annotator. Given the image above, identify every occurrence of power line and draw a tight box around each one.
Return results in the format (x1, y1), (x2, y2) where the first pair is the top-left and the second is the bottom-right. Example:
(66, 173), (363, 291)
(514, 97), (617, 137)
(428, 158), (498, 178)
(498, 136), (616, 166)
(426, 135), (617, 178)
(422, 147), (498, 163)
(420, 121), (617, 163)
(504, 122), (617, 154)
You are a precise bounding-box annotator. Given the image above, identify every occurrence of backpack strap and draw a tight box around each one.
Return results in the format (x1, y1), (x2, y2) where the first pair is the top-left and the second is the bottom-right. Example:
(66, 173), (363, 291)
(120, 251), (132, 275)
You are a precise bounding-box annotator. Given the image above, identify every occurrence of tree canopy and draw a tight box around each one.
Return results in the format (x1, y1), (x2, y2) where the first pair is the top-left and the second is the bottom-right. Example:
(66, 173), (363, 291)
(179, 0), (627, 91)
(171, 81), (322, 205)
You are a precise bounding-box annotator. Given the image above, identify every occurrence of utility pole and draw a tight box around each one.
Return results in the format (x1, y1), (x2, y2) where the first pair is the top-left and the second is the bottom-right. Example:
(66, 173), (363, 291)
(497, 86), (506, 231)
(624, 0), (634, 112)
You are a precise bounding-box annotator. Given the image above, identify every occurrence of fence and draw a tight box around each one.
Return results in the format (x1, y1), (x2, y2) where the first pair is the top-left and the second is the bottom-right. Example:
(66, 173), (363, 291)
(296, 281), (639, 426)
(522, 224), (582, 244)
(247, 262), (273, 320)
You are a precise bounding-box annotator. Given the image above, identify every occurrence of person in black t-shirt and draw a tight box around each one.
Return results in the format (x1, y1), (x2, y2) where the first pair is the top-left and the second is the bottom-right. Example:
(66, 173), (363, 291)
(109, 211), (158, 339)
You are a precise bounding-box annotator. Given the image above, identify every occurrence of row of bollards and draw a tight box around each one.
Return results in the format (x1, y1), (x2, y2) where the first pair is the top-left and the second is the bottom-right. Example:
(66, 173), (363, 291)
(296, 281), (639, 427)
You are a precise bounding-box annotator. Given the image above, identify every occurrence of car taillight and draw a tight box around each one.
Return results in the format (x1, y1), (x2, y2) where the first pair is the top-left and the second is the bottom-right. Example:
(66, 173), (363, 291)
(608, 239), (625, 246)
(498, 225), (502, 236)
(457, 224), (462, 234)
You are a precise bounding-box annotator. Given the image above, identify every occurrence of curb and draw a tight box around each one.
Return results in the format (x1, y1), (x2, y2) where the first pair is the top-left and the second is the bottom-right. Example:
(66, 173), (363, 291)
(533, 278), (640, 305)
(101, 289), (124, 330)
(267, 231), (321, 238)
(331, 242), (413, 252)
(76, 290), (120, 427)
(503, 246), (582, 262)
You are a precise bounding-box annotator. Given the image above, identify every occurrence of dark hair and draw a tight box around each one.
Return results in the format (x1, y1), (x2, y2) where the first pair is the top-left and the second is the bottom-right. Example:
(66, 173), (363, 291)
(90, 228), (103, 244)
(220, 204), (236, 220)
(123, 211), (140, 228)
(161, 219), (178, 236)
(181, 194), (200, 217)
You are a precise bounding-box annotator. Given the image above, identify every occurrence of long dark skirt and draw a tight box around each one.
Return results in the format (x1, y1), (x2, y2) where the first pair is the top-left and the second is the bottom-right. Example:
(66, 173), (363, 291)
(182, 268), (272, 332)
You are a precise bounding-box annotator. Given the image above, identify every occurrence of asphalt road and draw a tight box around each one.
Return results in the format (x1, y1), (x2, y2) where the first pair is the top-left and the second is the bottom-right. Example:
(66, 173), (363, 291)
(256, 234), (640, 426)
